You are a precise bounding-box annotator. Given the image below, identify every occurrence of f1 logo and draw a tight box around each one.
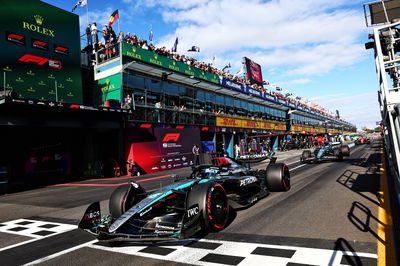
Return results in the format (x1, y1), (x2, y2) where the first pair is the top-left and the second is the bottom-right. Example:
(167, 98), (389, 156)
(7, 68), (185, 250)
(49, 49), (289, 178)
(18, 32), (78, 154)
(163, 133), (180, 142)
(18, 54), (62, 69)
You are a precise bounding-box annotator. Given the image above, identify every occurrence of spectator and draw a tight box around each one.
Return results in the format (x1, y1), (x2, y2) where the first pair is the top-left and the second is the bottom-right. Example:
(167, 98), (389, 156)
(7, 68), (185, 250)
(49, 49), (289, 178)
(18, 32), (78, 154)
(234, 143), (240, 159)
(91, 22), (98, 44)
(122, 94), (132, 109)
(85, 24), (92, 46)
(102, 25), (109, 43)
(155, 100), (162, 122)
(192, 144), (200, 165)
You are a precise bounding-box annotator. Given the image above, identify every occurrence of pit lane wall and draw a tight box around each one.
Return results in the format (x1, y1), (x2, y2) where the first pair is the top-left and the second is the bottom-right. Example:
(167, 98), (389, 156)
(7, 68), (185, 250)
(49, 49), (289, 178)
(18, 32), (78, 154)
(125, 128), (200, 174)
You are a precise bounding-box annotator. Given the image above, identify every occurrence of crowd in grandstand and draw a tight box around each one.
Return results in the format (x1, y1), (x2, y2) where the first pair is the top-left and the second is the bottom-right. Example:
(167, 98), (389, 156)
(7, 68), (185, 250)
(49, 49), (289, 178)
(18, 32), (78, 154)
(84, 22), (351, 126)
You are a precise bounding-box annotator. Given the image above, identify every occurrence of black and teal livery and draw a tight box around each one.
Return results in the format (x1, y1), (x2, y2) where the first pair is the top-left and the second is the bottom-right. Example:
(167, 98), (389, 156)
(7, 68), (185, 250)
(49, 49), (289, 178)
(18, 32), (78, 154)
(78, 160), (290, 242)
(300, 142), (351, 163)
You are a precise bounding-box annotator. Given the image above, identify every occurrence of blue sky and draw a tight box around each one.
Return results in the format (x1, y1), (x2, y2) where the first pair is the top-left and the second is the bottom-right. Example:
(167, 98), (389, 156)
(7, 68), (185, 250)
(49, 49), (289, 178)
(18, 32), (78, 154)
(43, 0), (380, 129)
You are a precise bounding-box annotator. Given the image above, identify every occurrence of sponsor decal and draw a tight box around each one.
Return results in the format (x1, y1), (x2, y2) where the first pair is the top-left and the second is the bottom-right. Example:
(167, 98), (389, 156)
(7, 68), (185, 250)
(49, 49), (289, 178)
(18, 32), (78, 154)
(22, 15), (55, 37)
(155, 224), (175, 230)
(155, 230), (174, 234)
(83, 210), (100, 220)
(240, 176), (258, 186)
(249, 195), (258, 204)
(187, 204), (199, 218)
(139, 207), (152, 217)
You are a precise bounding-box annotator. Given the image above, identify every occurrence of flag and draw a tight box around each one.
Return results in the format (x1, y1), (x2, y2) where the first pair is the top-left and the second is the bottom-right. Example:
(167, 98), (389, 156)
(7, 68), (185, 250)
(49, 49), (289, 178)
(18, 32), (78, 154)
(187, 46), (200, 52)
(108, 9), (119, 27)
(233, 68), (243, 77)
(72, 0), (87, 12)
(149, 25), (153, 41)
(211, 55), (217, 65)
(295, 96), (303, 100)
(171, 37), (178, 53)
(222, 63), (231, 72)
(276, 87), (282, 91)
(263, 80), (269, 85)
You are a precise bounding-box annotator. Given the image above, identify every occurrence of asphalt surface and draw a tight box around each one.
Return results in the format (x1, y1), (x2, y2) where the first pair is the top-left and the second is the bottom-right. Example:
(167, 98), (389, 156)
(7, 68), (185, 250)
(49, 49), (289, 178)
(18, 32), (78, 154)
(0, 140), (386, 265)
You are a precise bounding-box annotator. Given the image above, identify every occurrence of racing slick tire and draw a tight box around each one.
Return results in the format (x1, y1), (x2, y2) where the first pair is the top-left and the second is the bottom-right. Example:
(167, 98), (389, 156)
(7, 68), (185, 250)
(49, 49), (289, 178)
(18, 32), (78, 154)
(109, 182), (146, 218)
(341, 145), (350, 157)
(266, 163), (290, 192)
(300, 150), (312, 162)
(187, 181), (229, 232)
(333, 148), (343, 161)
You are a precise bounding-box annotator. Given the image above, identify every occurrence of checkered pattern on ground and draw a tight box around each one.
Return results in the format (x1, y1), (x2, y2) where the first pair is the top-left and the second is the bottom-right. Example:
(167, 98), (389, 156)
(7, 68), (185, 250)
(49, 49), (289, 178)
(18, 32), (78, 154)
(90, 238), (377, 266)
(0, 219), (76, 239)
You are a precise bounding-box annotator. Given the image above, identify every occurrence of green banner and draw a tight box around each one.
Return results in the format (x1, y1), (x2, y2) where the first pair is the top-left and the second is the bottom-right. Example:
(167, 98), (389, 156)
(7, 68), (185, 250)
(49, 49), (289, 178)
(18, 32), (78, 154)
(0, 0), (82, 104)
(95, 73), (121, 106)
(121, 42), (220, 84)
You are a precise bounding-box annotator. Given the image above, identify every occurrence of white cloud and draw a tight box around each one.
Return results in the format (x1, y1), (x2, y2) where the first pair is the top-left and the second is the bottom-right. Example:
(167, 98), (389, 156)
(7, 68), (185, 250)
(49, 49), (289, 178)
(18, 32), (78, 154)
(275, 78), (312, 85)
(141, 0), (368, 77)
(310, 91), (380, 129)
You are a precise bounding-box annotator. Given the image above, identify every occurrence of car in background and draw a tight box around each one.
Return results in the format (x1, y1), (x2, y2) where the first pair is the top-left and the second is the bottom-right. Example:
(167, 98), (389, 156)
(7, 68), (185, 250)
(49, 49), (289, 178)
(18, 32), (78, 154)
(300, 142), (350, 163)
(355, 137), (371, 145)
(78, 158), (290, 242)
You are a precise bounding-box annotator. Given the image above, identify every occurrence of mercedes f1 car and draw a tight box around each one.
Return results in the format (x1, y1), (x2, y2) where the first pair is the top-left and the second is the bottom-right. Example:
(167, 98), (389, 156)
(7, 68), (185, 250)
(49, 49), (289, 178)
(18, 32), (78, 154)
(300, 142), (350, 163)
(78, 158), (290, 242)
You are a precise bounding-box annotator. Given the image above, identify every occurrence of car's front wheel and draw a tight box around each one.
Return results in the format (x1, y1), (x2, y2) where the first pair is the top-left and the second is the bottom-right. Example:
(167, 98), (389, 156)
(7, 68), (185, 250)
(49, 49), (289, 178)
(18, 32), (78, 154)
(187, 181), (229, 231)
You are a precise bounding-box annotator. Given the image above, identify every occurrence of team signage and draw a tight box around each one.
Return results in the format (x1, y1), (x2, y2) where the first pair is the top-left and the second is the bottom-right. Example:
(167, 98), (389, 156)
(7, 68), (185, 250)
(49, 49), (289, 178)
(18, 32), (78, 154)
(125, 128), (200, 174)
(121, 42), (220, 84)
(0, 0), (82, 103)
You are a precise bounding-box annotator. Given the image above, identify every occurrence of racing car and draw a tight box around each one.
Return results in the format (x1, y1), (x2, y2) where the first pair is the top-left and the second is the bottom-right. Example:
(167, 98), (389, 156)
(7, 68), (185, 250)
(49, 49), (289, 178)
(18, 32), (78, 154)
(355, 137), (370, 145)
(78, 158), (290, 242)
(300, 142), (350, 163)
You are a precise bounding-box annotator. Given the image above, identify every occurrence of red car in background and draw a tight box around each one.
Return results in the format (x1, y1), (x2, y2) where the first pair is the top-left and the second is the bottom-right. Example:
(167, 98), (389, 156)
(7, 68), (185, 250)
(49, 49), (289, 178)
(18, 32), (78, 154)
(355, 138), (371, 145)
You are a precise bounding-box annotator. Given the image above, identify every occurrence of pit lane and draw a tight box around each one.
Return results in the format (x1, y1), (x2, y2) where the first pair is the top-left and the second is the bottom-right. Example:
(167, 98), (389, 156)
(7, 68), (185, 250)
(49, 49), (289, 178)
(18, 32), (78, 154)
(0, 140), (389, 265)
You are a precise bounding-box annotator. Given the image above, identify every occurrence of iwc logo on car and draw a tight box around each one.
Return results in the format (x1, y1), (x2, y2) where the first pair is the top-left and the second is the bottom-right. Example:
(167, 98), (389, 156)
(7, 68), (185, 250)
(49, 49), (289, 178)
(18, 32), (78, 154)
(187, 204), (199, 218)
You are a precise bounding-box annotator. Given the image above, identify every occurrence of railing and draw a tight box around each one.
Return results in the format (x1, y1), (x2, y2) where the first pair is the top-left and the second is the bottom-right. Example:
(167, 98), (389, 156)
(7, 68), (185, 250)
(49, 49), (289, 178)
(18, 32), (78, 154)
(370, 20), (400, 205)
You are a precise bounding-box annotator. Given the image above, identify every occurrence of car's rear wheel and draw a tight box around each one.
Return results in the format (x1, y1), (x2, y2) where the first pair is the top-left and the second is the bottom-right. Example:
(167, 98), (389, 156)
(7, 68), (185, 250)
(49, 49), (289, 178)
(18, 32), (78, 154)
(333, 148), (343, 161)
(301, 150), (312, 162)
(187, 181), (229, 231)
(266, 163), (290, 192)
(109, 182), (146, 218)
(341, 145), (350, 156)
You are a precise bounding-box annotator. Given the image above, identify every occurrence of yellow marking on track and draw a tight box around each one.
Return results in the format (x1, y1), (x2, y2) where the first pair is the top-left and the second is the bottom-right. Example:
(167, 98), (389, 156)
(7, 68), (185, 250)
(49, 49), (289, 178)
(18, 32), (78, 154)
(378, 148), (397, 265)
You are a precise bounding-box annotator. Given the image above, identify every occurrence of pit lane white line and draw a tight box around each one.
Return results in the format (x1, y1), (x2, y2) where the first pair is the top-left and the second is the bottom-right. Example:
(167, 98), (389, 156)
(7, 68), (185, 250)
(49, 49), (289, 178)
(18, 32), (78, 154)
(23, 240), (97, 266)
(289, 163), (306, 171)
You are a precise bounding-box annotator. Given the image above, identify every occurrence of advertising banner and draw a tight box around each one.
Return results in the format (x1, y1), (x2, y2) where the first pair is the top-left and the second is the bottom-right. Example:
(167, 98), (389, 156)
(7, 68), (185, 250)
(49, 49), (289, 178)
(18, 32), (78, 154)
(243, 57), (263, 86)
(125, 128), (200, 174)
(216, 116), (286, 131)
(0, 0), (82, 103)
(94, 73), (121, 106)
(121, 42), (219, 84)
(219, 77), (245, 93)
(292, 125), (303, 132)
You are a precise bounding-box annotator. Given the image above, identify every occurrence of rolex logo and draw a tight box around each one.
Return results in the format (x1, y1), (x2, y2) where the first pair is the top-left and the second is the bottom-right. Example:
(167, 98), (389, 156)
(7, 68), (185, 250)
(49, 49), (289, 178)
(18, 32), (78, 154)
(34, 15), (44, 25)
